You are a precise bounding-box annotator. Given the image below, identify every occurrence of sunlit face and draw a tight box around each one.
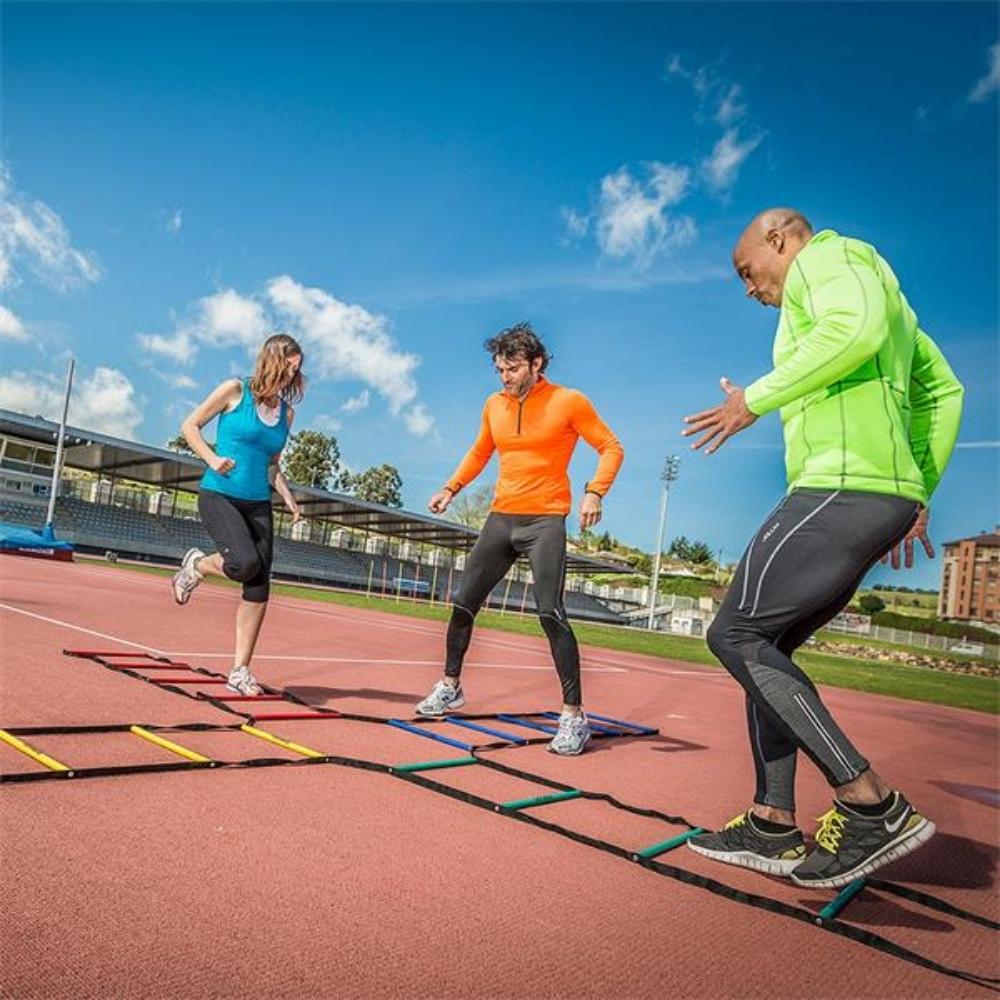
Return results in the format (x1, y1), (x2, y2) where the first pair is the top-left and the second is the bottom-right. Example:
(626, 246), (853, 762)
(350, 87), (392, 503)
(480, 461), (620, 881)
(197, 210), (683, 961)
(494, 354), (542, 398)
(733, 235), (787, 308)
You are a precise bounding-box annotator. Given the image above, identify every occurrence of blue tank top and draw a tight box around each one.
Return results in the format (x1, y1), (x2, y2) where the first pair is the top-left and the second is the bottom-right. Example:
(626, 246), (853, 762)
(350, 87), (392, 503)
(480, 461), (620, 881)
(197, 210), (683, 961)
(200, 379), (290, 501)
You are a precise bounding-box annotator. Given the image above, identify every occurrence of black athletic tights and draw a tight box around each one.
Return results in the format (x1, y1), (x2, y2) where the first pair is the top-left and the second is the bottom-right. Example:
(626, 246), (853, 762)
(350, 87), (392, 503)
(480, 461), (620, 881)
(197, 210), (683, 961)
(707, 488), (919, 813)
(445, 513), (581, 706)
(198, 489), (274, 603)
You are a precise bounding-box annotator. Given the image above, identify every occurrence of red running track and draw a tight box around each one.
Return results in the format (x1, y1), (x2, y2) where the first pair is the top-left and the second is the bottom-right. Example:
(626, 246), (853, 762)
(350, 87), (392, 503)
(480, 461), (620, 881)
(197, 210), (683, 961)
(1, 557), (997, 998)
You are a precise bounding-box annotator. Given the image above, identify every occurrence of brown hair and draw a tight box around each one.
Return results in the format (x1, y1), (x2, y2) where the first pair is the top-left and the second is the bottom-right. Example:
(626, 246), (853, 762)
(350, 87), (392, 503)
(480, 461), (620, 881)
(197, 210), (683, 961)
(249, 334), (306, 405)
(484, 321), (551, 373)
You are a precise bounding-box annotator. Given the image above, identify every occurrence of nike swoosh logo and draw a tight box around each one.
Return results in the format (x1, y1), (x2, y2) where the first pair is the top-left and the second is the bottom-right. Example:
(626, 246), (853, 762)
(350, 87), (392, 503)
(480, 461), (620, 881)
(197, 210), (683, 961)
(885, 809), (911, 834)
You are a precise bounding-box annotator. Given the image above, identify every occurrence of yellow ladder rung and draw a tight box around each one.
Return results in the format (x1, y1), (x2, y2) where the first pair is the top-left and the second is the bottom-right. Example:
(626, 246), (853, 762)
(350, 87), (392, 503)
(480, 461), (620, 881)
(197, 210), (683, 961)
(129, 726), (212, 764)
(0, 729), (71, 772)
(240, 724), (324, 759)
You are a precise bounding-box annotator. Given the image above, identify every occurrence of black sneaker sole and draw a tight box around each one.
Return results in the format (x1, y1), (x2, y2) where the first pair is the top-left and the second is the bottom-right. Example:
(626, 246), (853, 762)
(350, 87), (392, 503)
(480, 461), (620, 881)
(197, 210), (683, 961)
(790, 816), (936, 889)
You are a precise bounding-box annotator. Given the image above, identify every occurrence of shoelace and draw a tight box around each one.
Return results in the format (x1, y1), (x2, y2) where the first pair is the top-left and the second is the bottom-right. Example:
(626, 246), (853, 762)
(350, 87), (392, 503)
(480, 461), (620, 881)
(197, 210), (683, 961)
(815, 808), (849, 853)
(723, 812), (749, 831)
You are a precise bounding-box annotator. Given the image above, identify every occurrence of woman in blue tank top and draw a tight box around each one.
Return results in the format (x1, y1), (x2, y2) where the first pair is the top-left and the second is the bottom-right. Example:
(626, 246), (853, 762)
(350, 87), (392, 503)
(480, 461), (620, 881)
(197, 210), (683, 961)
(171, 334), (305, 695)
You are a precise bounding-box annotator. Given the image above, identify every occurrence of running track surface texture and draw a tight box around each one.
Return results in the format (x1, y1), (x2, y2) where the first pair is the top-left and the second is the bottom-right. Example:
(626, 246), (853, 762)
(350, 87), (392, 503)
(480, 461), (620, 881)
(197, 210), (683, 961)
(1, 558), (997, 1000)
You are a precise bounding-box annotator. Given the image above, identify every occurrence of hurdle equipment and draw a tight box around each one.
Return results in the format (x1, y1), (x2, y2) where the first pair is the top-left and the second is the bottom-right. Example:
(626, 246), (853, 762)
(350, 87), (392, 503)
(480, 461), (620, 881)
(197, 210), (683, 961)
(0, 729), (72, 774)
(632, 829), (705, 861)
(240, 724), (324, 759)
(391, 756), (479, 774)
(387, 719), (474, 752)
(816, 878), (867, 924)
(129, 725), (213, 764)
(499, 789), (582, 811)
(443, 717), (528, 744)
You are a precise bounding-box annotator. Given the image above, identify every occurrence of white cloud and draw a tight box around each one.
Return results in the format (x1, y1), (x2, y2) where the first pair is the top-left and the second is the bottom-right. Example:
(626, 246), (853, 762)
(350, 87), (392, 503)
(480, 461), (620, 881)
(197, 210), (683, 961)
(0, 365), (142, 438)
(314, 413), (343, 433)
(139, 278), (435, 436)
(969, 42), (1000, 102)
(341, 389), (370, 414)
(166, 209), (183, 235)
(136, 288), (268, 366)
(137, 329), (197, 365)
(267, 275), (423, 420)
(0, 304), (27, 341)
(402, 403), (435, 437)
(596, 163), (696, 266)
(147, 366), (197, 390)
(560, 206), (590, 242)
(703, 128), (764, 191)
(0, 163), (102, 292)
(715, 83), (747, 127)
(955, 440), (1000, 449)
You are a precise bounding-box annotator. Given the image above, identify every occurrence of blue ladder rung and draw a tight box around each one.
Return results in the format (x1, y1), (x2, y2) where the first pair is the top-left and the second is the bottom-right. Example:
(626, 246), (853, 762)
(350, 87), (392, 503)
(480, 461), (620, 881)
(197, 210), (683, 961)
(445, 718), (528, 744)
(389, 719), (475, 752)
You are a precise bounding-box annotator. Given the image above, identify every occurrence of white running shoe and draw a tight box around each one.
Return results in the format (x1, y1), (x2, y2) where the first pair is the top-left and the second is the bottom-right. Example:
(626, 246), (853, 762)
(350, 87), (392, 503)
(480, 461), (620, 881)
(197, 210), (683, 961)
(227, 665), (263, 696)
(414, 679), (466, 716)
(171, 547), (205, 605)
(547, 711), (591, 756)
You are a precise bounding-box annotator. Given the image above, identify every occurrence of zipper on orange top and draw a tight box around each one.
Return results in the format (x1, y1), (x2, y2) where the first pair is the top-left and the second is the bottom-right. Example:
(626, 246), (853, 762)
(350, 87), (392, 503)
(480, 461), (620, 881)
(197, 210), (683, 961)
(516, 398), (525, 435)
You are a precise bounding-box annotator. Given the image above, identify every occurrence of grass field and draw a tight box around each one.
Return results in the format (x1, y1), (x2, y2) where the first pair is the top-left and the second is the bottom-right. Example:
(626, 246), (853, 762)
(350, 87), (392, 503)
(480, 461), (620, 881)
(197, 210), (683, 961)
(80, 556), (999, 714)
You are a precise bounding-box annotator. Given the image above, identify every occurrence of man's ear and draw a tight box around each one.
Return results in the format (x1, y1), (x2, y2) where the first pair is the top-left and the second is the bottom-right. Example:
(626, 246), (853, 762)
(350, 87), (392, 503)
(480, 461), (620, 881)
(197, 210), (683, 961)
(766, 227), (786, 253)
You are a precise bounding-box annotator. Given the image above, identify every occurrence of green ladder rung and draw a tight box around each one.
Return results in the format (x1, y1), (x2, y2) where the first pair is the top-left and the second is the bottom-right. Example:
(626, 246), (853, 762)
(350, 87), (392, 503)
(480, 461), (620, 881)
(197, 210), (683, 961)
(500, 789), (582, 811)
(633, 828), (704, 860)
(393, 756), (479, 773)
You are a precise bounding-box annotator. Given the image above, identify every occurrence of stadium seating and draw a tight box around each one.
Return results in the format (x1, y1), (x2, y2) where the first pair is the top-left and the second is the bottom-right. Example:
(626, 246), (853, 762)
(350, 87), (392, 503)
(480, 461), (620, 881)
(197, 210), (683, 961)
(0, 491), (623, 625)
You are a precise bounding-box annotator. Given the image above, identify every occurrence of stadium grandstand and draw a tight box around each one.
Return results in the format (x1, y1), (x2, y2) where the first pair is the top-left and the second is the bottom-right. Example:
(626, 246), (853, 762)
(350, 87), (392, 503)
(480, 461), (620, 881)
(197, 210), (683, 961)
(0, 409), (629, 624)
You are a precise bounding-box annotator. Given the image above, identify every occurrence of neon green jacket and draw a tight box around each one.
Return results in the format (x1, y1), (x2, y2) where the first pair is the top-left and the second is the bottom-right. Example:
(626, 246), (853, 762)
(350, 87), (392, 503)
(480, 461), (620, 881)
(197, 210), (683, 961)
(744, 230), (964, 504)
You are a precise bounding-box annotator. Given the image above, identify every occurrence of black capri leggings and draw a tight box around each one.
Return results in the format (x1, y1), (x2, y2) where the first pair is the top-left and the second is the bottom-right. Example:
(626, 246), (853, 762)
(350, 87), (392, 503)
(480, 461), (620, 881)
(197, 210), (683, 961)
(198, 489), (274, 603)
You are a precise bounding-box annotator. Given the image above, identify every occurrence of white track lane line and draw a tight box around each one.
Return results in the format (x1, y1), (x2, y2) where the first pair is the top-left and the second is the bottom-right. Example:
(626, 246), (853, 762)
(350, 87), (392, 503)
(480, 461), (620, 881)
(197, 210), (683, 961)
(0, 602), (164, 654)
(159, 652), (625, 673)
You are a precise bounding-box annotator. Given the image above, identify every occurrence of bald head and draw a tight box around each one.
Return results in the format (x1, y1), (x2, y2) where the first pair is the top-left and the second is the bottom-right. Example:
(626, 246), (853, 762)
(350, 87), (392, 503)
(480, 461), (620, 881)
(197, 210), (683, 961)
(742, 208), (812, 245)
(732, 208), (814, 308)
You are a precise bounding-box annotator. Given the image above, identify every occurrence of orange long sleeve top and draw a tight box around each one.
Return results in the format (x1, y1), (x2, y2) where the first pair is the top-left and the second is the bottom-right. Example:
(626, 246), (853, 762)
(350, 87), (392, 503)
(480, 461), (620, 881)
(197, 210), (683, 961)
(444, 377), (624, 515)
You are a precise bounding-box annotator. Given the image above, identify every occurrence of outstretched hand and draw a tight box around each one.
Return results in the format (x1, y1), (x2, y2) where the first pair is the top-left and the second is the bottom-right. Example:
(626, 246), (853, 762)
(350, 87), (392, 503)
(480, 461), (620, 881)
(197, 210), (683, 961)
(682, 377), (758, 454)
(882, 507), (934, 570)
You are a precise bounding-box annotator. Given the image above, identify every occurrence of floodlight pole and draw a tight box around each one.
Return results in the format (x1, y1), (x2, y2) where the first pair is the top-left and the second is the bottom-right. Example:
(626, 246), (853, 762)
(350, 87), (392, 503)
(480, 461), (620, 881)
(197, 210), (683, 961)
(647, 455), (680, 631)
(44, 357), (75, 533)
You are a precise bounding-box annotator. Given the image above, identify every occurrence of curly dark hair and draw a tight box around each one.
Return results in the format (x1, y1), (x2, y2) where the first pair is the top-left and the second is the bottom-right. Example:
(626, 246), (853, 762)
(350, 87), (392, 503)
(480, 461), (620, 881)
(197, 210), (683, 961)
(483, 322), (551, 373)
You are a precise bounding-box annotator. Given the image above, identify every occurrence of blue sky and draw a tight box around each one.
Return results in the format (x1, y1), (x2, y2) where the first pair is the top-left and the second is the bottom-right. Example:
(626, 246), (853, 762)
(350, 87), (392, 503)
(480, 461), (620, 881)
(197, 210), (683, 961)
(1, 2), (997, 588)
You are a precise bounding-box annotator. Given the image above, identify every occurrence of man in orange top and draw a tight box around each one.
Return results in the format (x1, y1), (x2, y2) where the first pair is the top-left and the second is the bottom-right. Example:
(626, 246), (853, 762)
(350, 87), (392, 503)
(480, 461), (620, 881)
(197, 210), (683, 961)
(416, 322), (624, 755)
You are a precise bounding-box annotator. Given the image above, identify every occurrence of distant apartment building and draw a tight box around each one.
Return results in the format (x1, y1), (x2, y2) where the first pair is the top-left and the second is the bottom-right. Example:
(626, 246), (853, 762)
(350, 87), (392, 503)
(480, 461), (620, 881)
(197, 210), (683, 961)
(938, 530), (1000, 624)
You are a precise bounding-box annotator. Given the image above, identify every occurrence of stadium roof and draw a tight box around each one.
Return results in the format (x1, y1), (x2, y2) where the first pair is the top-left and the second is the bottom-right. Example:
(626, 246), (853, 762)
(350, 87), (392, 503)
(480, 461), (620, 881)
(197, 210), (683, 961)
(0, 408), (628, 574)
(942, 531), (1000, 548)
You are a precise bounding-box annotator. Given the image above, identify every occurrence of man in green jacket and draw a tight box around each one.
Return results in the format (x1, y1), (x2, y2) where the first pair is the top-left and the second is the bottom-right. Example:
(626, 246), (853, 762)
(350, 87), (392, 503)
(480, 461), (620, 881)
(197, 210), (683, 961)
(682, 209), (963, 889)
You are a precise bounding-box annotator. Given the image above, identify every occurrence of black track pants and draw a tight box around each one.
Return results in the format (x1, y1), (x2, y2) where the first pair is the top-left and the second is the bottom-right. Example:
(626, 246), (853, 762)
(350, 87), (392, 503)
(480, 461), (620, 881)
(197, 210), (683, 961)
(707, 489), (919, 812)
(445, 513), (581, 706)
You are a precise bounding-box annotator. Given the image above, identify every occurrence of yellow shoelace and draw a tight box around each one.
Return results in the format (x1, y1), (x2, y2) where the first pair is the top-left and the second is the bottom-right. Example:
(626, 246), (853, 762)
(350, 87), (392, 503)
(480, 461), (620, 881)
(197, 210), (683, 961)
(723, 812), (749, 831)
(815, 808), (849, 852)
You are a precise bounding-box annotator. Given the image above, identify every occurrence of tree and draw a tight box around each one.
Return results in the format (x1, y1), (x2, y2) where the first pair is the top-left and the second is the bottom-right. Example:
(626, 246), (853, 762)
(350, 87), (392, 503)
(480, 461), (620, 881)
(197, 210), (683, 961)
(668, 535), (692, 561)
(687, 541), (714, 565)
(598, 530), (613, 551)
(447, 482), (494, 529)
(165, 433), (195, 456)
(282, 430), (346, 489)
(348, 464), (403, 507)
(858, 594), (886, 615)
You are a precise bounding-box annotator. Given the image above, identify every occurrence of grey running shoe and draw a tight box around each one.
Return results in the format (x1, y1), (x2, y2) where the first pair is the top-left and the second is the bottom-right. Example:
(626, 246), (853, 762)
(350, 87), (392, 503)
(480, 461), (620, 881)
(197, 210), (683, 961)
(547, 711), (592, 756)
(791, 793), (935, 889)
(171, 547), (205, 605)
(227, 665), (263, 696)
(414, 680), (466, 717)
(687, 811), (806, 876)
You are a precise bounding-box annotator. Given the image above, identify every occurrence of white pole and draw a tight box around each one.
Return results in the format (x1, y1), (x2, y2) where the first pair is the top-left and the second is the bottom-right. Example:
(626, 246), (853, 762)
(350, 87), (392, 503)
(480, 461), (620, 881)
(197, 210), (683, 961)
(647, 482), (669, 630)
(45, 357), (75, 531)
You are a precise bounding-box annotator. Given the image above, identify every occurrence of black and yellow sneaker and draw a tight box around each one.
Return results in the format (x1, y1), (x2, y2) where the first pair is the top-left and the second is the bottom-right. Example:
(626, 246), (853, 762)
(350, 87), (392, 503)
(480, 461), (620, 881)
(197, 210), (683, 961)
(687, 811), (807, 876)
(791, 792), (935, 890)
